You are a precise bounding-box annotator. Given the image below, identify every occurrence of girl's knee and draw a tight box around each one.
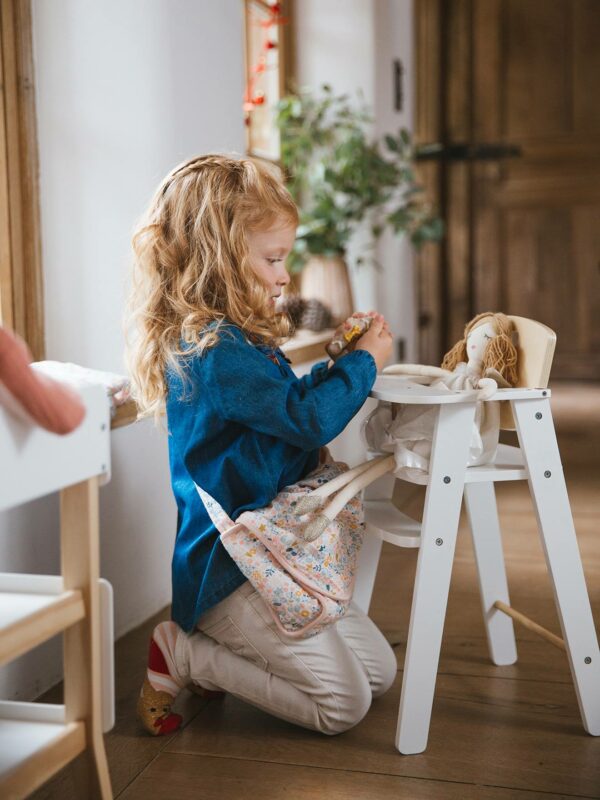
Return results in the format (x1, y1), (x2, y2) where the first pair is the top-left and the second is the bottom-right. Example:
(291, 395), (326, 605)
(317, 680), (372, 735)
(372, 643), (397, 699)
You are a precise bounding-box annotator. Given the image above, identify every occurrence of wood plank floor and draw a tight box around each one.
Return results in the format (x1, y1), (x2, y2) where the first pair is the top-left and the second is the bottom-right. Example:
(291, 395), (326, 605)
(32, 384), (600, 799)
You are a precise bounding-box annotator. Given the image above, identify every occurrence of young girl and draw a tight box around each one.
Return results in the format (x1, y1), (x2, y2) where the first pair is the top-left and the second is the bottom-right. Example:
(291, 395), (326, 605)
(126, 154), (397, 738)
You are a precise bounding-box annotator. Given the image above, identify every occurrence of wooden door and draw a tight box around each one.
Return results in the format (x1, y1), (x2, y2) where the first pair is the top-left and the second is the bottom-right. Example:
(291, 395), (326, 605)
(416, 0), (600, 379)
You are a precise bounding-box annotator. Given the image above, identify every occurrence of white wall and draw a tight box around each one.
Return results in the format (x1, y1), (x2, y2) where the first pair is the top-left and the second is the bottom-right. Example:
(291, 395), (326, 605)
(294, 0), (378, 316)
(374, 0), (418, 362)
(293, 0), (416, 466)
(0, 0), (245, 700)
(294, 0), (416, 361)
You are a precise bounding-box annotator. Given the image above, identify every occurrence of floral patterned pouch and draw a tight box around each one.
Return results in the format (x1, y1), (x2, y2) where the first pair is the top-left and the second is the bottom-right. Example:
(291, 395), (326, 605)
(195, 460), (365, 639)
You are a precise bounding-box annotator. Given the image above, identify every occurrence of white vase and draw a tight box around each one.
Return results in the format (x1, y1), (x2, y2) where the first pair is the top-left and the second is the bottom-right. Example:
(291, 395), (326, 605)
(299, 255), (354, 326)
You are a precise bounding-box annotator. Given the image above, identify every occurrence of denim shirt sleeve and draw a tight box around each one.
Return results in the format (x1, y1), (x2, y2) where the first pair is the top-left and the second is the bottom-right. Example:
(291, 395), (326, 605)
(297, 359), (330, 390)
(194, 327), (377, 450)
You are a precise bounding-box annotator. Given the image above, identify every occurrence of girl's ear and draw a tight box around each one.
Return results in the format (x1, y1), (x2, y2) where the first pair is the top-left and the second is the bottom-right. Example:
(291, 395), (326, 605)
(482, 333), (518, 386)
(441, 338), (467, 371)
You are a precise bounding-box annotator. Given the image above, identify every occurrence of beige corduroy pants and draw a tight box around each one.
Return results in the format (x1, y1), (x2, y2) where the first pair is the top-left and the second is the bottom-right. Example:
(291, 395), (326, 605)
(173, 580), (397, 734)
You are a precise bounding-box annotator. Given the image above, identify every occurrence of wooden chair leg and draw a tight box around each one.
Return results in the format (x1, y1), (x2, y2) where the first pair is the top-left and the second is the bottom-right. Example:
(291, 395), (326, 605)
(396, 402), (476, 754)
(513, 397), (600, 736)
(61, 479), (113, 799)
(465, 481), (517, 666)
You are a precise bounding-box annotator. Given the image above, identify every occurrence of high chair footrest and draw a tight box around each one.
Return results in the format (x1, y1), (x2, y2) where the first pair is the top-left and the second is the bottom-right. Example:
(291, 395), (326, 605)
(373, 444), (528, 487)
(465, 444), (527, 483)
(364, 500), (421, 548)
(0, 574), (85, 667)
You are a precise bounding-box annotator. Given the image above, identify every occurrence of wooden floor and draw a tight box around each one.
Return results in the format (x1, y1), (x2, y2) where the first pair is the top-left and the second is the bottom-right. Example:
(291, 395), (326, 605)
(33, 383), (600, 799)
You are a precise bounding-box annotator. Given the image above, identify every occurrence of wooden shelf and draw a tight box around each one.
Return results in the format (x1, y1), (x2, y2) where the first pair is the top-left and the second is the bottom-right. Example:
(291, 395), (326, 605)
(111, 400), (139, 430)
(0, 574), (85, 667)
(280, 328), (334, 365)
(0, 702), (85, 799)
(1, 385), (113, 798)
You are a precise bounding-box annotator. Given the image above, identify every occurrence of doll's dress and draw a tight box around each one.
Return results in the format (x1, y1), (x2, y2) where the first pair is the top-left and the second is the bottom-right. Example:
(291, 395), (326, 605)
(361, 362), (500, 481)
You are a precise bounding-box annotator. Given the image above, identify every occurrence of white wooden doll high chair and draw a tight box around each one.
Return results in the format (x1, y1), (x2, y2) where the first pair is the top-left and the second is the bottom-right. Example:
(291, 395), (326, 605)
(0, 385), (114, 798)
(312, 316), (600, 755)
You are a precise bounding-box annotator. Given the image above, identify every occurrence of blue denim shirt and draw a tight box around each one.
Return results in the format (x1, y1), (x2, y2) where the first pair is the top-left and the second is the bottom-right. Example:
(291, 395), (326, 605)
(165, 322), (377, 632)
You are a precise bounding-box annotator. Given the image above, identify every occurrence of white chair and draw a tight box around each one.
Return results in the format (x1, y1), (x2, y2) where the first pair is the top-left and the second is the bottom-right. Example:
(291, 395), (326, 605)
(351, 316), (600, 754)
(0, 385), (114, 799)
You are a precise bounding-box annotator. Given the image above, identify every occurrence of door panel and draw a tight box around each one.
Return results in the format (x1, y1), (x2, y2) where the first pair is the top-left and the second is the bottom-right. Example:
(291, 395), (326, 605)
(416, 0), (600, 378)
(504, 0), (571, 138)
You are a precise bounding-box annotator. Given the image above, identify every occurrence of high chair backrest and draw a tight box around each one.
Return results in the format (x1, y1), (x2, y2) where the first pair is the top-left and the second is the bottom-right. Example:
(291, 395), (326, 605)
(500, 316), (556, 430)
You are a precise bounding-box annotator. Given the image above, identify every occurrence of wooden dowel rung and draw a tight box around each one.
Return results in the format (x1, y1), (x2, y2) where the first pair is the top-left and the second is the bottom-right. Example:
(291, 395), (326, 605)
(494, 600), (566, 651)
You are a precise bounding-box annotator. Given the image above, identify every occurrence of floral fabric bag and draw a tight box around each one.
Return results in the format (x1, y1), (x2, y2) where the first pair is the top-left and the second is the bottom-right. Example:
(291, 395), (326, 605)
(195, 459), (365, 639)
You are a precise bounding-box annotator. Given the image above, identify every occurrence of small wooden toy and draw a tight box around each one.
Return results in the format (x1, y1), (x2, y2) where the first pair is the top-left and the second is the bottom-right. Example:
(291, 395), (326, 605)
(326, 313), (374, 360)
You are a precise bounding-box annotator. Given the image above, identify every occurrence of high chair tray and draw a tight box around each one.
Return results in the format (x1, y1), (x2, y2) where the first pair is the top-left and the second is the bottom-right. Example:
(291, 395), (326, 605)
(370, 375), (551, 404)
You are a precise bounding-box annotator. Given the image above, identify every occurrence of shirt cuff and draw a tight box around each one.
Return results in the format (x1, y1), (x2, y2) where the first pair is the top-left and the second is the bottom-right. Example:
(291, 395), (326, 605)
(332, 348), (378, 389)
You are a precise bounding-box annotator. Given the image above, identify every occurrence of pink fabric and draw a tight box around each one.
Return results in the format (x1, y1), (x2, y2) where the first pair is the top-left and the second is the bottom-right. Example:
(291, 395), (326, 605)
(196, 460), (365, 639)
(0, 326), (85, 434)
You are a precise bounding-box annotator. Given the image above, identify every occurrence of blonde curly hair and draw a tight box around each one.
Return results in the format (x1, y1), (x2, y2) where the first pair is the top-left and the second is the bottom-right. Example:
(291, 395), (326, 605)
(124, 154), (298, 421)
(441, 311), (519, 386)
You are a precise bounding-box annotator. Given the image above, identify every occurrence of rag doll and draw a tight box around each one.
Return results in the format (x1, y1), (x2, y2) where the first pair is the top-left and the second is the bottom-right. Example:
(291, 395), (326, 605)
(384, 311), (517, 395)
(361, 311), (518, 480)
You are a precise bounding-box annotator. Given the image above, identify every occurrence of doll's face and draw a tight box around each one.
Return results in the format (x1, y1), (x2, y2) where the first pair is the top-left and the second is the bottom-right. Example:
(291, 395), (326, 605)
(466, 320), (496, 365)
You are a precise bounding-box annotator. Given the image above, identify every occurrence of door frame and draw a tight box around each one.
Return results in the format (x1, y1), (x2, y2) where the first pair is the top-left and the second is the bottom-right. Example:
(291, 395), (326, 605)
(0, 0), (44, 359)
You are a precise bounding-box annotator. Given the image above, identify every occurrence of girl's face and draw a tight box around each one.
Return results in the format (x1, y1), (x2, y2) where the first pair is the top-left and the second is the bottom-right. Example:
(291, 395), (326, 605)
(247, 220), (295, 307)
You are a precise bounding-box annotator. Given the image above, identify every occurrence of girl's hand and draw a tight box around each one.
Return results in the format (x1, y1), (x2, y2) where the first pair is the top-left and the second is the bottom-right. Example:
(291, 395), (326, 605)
(327, 310), (392, 367)
(355, 313), (393, 372)
(330, 310), (390, 356)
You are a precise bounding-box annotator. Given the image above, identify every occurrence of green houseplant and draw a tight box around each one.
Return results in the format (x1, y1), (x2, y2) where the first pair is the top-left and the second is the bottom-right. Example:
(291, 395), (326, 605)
(274, 84), (443, 322)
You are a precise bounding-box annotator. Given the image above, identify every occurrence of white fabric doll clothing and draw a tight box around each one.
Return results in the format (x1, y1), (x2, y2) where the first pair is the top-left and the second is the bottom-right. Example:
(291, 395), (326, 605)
(361, 362), (500, 481)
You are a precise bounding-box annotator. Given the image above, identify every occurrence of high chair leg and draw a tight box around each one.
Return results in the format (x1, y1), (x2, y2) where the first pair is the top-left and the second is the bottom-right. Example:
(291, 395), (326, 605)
(513, 397), (600, 736)
(465, 481), (517, 666)
(396, 401), (476, 755)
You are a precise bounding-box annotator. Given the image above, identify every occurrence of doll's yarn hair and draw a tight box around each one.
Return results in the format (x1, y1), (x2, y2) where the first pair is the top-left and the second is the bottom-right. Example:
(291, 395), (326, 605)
(441, 312), (519, 386)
